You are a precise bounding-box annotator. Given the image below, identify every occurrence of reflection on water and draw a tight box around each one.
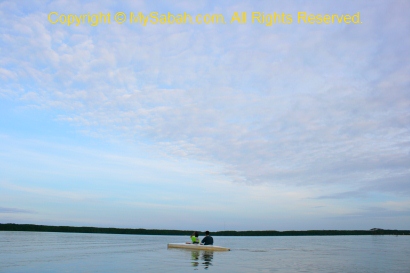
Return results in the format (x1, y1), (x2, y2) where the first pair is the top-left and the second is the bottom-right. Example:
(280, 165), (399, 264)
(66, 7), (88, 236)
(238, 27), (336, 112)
(2, 233), (410, 273)
(191, 250), (213, 269)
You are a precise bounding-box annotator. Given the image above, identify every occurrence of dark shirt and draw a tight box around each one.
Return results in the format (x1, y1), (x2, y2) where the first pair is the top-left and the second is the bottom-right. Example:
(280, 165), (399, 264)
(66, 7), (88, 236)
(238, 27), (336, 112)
(201, 235), (213, 245)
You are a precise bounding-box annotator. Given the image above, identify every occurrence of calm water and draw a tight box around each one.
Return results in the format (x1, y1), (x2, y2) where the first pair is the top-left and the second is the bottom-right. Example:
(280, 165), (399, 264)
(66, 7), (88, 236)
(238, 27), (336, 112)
(1, 231), (409, 272)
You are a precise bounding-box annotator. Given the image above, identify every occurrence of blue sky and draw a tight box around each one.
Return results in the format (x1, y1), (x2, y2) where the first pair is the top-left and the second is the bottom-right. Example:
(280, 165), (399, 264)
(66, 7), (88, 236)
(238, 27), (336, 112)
(1, 0), (409, 231)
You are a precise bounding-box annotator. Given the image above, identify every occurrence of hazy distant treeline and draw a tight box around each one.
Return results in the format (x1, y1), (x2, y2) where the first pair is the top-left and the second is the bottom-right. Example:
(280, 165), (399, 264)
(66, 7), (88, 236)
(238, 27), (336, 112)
(1, 223), (409, 236)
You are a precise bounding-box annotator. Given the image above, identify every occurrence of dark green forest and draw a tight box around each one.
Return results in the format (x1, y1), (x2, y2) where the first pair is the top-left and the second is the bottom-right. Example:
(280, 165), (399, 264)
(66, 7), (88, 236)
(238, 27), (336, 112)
(1, 223), (409, 236)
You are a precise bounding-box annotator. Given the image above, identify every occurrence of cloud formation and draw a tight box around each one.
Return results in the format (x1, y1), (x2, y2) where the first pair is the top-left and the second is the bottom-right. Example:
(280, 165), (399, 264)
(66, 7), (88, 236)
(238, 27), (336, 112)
(0, 207), (35, 214)
(1, 1), (409, 193)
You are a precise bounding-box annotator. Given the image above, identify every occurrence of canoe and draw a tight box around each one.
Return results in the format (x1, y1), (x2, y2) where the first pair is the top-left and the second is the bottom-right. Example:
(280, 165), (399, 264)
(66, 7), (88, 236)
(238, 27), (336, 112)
(167, 243), (230, 251)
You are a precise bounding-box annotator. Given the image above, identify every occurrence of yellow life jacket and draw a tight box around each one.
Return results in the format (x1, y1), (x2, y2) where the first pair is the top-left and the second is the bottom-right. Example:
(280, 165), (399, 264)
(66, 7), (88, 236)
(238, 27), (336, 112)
(190, 235), (199, 243)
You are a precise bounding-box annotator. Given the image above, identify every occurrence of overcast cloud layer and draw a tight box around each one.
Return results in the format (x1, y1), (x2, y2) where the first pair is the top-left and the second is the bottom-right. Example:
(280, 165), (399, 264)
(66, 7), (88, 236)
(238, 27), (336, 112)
(0, 0), (409, 230)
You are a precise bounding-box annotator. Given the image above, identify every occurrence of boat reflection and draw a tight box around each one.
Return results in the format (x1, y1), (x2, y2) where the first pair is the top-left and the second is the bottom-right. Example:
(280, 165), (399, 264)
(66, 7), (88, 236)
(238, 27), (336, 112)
(191, 250), (213, 269)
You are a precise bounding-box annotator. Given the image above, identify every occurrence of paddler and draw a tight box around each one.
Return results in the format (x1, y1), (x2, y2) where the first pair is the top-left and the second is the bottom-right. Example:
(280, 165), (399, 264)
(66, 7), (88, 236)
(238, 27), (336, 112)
(190, 231), (199, 244)
(201, 230), (213, 245)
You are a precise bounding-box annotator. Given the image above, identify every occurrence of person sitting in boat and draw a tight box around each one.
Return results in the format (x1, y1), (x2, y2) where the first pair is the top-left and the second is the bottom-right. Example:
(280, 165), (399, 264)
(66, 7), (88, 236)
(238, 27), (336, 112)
(190, 231), (199, 244)
(201, 231), (213, 245)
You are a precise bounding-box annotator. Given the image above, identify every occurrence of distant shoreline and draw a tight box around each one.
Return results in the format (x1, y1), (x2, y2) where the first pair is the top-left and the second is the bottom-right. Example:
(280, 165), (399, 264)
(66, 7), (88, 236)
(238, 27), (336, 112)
(1, 223), (409, 236)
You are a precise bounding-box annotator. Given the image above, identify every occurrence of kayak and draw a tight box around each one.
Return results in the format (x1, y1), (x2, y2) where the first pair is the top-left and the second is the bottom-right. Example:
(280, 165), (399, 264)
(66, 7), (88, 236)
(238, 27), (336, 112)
(167, 243), (230, 251)
(168, 243), (230, 251)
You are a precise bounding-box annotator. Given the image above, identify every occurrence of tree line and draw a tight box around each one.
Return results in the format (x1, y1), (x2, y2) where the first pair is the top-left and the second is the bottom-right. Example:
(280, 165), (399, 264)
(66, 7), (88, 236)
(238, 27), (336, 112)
(1, 223), (409, 236)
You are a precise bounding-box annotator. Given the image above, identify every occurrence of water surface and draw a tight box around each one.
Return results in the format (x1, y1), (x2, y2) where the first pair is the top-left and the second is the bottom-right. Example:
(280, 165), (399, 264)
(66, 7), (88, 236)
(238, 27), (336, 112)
(1, 231), (409, 272)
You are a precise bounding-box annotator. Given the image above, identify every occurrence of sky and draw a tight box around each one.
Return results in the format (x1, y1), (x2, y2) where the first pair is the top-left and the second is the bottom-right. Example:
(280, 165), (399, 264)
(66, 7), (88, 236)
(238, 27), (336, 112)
(0, 0), (409, 231)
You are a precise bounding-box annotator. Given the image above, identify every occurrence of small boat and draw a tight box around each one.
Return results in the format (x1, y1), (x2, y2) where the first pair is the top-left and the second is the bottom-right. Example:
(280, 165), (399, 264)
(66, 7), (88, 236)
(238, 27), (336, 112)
(167, 243), (230, 251)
